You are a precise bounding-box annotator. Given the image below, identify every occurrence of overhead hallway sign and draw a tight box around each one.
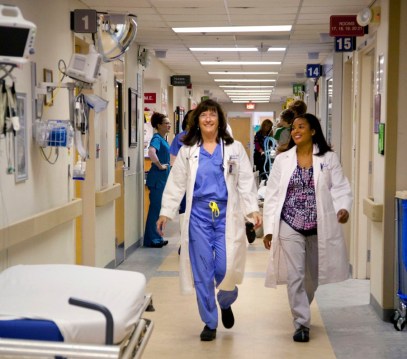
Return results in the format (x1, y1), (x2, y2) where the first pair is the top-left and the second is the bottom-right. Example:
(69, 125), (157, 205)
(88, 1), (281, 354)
(329, 15), (365, 37)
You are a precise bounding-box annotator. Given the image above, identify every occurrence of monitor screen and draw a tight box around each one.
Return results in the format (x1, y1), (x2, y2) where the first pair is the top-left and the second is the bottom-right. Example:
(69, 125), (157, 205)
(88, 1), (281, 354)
(0, 25), (29, 57)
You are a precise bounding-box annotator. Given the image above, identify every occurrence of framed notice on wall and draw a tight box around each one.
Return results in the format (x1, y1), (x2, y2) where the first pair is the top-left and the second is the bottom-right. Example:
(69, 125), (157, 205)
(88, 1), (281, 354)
(128, 87), (138, 147)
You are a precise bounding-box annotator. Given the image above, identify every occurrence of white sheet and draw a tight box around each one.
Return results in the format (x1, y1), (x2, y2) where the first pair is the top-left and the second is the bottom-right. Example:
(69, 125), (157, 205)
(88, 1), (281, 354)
(0, 264), (146, 344)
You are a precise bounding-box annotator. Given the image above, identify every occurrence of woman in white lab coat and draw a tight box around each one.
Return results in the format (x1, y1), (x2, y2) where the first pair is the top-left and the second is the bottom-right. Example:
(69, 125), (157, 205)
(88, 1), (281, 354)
(263, 113), (352, 343)
(157, 99), (262, 341)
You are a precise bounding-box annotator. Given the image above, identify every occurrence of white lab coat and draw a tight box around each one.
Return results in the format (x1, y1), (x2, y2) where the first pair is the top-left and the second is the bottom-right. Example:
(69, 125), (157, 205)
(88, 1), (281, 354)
(263, 145), (353, 288)
(160, 141), (259, 294)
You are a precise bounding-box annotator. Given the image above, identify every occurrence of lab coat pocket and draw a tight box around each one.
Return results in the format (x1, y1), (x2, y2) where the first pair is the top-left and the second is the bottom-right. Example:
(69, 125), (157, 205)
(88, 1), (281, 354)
(319, 164), (332, 190)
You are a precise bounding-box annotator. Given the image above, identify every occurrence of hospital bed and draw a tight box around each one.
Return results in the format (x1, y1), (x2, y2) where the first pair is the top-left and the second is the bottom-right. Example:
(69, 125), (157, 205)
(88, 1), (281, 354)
(0, 264), (154, 358)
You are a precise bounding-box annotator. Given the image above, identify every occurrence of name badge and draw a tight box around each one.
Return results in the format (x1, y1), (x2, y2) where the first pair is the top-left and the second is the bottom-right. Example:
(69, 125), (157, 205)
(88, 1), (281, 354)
(227, 160), (237, 174)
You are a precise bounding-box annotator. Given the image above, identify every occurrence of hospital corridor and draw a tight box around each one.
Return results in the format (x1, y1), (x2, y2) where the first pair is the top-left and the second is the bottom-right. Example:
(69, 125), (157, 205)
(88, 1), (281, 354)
(1, 0), (407, 357)
(118, 217), (406, 359)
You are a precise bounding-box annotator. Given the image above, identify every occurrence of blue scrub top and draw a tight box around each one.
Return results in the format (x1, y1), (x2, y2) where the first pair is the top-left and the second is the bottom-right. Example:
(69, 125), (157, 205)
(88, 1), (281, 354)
(146, 133), (170, 189)
(169, 130), (187, 156)
(193, 144), (228, 201)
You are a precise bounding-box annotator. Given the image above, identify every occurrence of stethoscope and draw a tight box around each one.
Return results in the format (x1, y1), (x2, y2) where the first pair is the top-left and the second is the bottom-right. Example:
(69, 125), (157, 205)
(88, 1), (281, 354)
(187, 139), (225, 172)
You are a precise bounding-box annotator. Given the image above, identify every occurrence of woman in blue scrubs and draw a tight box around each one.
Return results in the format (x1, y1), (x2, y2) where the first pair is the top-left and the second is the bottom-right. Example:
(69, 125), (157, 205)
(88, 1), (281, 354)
(144, 112), (171, 248)
(157, 99), (262, 341)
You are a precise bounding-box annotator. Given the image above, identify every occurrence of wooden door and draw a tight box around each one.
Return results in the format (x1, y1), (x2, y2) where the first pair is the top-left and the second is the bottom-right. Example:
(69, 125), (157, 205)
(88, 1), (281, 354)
(229, 117), (251, 159)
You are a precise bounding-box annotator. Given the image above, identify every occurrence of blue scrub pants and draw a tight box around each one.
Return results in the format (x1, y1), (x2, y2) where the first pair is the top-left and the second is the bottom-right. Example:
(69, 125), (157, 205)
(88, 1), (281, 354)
(189, 198), (238, 330)
(143, 185), (164, 246)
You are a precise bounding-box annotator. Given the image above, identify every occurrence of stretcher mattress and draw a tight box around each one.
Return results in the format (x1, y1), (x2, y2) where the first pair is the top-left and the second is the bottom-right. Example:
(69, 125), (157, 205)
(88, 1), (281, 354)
(0, 264), (147, 345)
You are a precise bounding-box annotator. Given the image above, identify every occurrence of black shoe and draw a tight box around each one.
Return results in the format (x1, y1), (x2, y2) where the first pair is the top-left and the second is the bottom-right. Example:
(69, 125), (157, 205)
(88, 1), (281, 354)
(149, 242), (164, 248)
(200, 325), (216, 341)
(245, 222), (256, 244)
(221, 306), (235, 329)
(162, 240), (169, 246)
(293, 325), (309, 342)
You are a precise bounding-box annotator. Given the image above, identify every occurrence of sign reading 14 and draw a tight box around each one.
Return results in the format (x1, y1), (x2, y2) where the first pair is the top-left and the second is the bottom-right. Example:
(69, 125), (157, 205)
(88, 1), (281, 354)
(306, 64), (322, 78)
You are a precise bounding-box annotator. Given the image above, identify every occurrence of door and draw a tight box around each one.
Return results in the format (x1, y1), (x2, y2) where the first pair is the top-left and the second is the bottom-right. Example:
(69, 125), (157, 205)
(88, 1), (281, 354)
(114, 77), (125, 265)
(228, 117), (251, 159)
(353, 49), (375, 279)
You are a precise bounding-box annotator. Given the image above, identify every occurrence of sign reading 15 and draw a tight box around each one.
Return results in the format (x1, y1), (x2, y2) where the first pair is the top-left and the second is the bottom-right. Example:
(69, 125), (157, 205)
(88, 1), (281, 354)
(335, 37), (356, 52)
(306, 64), (322, 78)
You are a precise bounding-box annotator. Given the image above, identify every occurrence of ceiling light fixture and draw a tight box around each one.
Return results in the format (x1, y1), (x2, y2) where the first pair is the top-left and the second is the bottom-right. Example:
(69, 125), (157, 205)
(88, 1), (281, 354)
(173, 25), (292, 33)
(209, 71), (278, 75)
(267, 47), (286, 52)
(224, 90), (273, 93)
(202, 61), (281, 65)
(232, 100), (270, 103)
(190, 47), (258, 52)
(220, 85), (274, 88)
(215, 79), (276, 82)
(229, 95), (270, 98)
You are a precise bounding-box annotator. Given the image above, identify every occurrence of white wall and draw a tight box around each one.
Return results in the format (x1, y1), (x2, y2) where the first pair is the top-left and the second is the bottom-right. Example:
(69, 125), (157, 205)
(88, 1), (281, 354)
(0, 0), (84, 269)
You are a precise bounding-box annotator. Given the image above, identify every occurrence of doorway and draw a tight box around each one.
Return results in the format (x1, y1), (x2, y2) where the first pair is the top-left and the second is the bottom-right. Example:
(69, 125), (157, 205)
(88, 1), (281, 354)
(228, 117), (251, 159)
(353, 48), (375, 279)
(114, 69), (125, 265)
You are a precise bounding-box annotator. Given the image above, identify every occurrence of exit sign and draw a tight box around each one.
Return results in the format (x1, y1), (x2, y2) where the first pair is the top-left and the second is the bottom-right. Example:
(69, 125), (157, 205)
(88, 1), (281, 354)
(246, 102), (255, 110)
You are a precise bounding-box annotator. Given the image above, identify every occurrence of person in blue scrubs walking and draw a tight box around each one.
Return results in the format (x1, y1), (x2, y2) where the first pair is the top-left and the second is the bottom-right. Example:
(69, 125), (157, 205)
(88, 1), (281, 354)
(157, 99), (262, 341)
(144, 112), (171, 248)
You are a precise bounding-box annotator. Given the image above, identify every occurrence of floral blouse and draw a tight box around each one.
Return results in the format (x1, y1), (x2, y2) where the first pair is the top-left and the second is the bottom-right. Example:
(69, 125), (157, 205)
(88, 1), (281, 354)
(281, 165), (317, 236)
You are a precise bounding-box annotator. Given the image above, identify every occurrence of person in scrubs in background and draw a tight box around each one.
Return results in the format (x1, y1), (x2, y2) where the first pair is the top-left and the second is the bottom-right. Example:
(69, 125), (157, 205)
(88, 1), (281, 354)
(169, 109), (193, 255)
(143, 112), (171, 248)
(157, 99), (262, 341)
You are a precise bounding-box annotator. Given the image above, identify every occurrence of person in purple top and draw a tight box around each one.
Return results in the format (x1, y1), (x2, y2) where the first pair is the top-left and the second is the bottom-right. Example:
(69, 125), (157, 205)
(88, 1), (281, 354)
(263, 113), (352, 343)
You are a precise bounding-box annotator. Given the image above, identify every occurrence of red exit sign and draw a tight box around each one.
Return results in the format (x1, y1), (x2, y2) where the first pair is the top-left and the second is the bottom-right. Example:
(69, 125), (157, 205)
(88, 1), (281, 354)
(246, 102), (255, 110)
(144, 93), (156, 103)
(329, 15), (365, 37)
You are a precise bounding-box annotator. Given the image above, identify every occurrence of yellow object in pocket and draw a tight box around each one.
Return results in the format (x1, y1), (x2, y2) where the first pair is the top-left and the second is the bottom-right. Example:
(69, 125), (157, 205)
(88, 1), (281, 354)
(209, 201), (220, 221)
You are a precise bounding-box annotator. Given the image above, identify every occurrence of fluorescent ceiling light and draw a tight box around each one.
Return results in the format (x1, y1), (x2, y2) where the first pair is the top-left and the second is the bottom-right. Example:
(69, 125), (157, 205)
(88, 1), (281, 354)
(209, 71), (278, 75)
(227, 94), (272, 97)
(229, 96), (270, 98)
(190, 47), (258, 52)
(220, 85), (274, 88)
(229, 97), (270, 100)
(267, 47), (286, 52)
(215, 79), (276, 82)
(202, 61), (281, 65)
(173, 25), (292, 33)
(232, 100), (270, 103)
(225, 90), (272, 94)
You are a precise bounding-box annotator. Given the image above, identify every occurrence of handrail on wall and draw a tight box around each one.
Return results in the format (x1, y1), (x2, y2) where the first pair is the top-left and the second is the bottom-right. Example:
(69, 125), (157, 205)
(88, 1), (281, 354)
(0, 198), (82, 251)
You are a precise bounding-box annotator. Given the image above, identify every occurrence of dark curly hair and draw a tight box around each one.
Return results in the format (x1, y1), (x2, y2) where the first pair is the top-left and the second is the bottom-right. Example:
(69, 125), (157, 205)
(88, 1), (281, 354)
(183, 99), (234, 146)
(150, 112), (167, 129)
(287, 113), (332, 156)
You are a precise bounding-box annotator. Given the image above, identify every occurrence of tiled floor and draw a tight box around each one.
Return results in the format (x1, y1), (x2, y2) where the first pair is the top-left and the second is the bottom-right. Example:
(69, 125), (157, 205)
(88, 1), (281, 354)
(118, 218), (407, 358)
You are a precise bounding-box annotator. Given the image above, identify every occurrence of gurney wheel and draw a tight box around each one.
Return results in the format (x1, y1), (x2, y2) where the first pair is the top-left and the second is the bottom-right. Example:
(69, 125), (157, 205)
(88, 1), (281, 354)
(394, 316), (405, 331)
(391, 310), (400, 324)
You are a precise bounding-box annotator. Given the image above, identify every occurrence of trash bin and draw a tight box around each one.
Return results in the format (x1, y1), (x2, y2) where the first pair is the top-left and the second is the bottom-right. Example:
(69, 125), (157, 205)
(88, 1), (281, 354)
(393, 191), (407, 331)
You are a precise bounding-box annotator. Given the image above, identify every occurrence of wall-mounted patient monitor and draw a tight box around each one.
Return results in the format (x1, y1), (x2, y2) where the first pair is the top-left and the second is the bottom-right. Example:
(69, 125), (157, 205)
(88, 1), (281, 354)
(0, 4), (36, 65)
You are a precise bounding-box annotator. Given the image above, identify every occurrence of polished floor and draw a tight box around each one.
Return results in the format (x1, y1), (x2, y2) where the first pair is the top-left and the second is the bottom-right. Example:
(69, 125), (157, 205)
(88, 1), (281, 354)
(118, 219), (407, 359)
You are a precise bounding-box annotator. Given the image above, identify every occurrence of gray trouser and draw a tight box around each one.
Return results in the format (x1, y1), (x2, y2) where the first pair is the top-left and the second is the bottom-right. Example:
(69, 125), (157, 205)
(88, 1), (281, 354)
(279, 220), (318, 330)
